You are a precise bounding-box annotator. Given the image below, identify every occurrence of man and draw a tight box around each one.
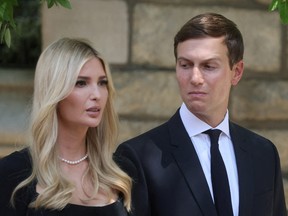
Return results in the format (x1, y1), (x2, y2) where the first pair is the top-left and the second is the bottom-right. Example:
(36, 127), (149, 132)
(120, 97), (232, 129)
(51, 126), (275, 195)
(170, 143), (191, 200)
(115, 13), (287, 216)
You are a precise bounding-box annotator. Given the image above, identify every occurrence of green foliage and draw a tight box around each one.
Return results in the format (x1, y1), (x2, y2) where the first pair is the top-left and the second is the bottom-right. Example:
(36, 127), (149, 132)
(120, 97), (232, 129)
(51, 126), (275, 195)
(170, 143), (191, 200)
(0, 0), (71, 48)
(0, 0), (287, 48)
(269, 0), (288, 24)
(0, 0), (17, 47)
(0, 0), (41, 67)
(44, 0), (71, 9)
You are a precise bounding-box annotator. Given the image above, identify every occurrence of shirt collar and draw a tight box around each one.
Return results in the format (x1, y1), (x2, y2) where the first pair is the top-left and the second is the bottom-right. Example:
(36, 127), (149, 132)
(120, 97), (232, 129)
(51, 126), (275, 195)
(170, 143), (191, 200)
(179, 103), (230, 138)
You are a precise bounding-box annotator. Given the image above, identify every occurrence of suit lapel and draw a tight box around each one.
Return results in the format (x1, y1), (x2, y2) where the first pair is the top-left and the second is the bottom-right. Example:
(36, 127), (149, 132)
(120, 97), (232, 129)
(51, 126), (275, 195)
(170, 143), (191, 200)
(168, 111), (217, 216)
(230, 122), (253, 216)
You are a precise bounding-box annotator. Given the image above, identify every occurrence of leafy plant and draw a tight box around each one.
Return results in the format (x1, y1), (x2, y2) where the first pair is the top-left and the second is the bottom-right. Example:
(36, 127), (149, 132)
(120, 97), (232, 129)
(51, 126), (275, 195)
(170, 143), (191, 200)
(0, 0), (287, 48)
(269, 0), (288, 24)
(0, 0), (71, 47)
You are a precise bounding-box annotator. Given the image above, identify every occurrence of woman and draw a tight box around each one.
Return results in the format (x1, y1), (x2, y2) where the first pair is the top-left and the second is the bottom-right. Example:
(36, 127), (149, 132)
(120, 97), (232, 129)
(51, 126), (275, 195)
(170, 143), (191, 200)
(0, 38), (131, 215)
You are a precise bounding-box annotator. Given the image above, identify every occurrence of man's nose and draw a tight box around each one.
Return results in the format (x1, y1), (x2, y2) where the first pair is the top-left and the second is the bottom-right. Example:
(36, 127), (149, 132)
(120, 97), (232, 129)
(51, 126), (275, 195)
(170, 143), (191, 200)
(191, 67), (204, 85)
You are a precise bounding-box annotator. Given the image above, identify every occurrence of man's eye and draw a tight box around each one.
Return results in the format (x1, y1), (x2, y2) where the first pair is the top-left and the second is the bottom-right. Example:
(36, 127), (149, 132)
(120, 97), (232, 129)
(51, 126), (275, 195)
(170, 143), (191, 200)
(204, 64), (216, 70)
(75, 80), (87, 87)
(179, 62), (191, 69)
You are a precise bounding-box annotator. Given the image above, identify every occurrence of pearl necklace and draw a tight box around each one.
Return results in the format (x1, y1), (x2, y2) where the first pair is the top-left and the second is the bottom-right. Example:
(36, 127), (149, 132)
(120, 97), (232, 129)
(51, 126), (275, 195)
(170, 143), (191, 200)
(58, 153), (88, 165)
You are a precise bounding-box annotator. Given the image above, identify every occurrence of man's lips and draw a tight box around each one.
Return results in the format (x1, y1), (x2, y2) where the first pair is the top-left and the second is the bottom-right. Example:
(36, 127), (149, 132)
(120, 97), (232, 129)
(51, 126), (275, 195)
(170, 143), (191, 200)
(187, 91), (207, 100)
(189, 91), (206, 95)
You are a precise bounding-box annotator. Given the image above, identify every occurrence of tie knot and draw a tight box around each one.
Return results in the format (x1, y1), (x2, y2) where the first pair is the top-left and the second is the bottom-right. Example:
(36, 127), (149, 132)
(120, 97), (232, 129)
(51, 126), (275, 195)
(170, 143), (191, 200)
(204, 129), (222, 144)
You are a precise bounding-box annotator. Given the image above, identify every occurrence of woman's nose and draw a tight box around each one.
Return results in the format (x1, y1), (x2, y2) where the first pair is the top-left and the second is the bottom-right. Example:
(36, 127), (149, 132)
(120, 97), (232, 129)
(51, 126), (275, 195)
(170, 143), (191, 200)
(90, 86), (101, 100)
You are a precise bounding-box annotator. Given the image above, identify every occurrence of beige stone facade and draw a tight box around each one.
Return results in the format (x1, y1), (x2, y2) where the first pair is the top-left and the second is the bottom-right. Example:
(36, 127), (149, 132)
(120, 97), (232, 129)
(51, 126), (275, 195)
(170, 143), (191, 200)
(1, 0), (287, 208)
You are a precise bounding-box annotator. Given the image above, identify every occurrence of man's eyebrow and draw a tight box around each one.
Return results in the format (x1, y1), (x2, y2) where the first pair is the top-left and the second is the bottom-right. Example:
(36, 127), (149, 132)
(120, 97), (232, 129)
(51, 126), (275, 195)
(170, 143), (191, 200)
(177, 56), (221, 62)
(177, 57), (189, 61)
(176, 57), (193, 64)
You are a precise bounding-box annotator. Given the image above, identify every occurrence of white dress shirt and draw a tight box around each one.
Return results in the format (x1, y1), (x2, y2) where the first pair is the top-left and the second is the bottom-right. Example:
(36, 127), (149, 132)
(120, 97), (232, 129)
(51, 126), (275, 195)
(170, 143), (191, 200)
(179, 103), (239, 216)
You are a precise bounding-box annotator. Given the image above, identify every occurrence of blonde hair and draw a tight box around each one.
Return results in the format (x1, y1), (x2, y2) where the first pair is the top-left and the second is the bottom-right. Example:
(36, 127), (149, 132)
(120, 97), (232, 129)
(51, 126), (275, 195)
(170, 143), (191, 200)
(12, 38), (131, 210)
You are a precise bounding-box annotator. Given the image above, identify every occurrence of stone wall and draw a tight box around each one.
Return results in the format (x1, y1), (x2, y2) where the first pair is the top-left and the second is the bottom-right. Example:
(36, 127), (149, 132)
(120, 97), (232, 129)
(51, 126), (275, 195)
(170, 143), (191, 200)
(1, 0), (288, 208)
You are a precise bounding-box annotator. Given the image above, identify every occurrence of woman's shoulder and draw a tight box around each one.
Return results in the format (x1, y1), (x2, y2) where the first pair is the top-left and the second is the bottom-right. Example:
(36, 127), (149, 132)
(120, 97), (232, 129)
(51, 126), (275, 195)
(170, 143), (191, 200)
(0, 147), (32, 182)
(0, 148), (33, 214)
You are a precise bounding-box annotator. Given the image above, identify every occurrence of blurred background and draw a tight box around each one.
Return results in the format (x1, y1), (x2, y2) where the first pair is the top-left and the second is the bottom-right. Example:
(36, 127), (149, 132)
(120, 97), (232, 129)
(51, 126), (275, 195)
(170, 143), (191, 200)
(0, 0), (287, 208)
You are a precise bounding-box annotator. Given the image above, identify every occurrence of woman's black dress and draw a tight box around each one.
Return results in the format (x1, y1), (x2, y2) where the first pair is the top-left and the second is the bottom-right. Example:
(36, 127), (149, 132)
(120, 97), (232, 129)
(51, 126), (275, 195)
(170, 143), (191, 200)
(0, 149), (129, 216)
(26, 199), (128, 216)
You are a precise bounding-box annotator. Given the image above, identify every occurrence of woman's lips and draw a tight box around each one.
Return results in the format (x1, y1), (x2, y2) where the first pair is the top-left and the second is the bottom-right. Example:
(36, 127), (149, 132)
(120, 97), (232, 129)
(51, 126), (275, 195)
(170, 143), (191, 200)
(87, 107), (99, 112)
(86, 107), (100, 117)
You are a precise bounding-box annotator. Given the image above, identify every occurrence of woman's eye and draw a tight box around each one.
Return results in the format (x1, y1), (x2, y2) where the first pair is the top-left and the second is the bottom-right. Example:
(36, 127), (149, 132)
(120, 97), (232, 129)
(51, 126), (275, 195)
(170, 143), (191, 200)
(75, 80), (87, 87)
(99, 79), (108, 86)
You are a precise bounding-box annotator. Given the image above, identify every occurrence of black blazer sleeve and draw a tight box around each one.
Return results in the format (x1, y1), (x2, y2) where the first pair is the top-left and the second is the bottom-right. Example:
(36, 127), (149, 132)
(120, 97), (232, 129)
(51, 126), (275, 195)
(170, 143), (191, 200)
(230, 122), (287, 216)
(115, 140), (152, 216)
(0, 148), (32, 215)
(271, 143), (287, 216)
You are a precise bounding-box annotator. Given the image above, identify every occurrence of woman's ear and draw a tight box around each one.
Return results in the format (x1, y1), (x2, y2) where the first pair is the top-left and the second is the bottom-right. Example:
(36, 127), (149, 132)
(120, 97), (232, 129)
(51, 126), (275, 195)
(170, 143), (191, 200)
(231, 60), (244, 86)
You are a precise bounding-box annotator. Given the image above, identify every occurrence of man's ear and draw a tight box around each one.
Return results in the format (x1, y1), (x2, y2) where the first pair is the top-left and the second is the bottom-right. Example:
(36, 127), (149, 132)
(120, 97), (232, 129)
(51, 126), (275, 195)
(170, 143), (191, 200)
(231, 60), (244, 86)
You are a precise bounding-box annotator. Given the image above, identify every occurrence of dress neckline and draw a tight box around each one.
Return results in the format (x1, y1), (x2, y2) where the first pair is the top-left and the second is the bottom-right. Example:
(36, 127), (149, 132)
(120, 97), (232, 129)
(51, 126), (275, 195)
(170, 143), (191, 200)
(30, 179), (122, 208)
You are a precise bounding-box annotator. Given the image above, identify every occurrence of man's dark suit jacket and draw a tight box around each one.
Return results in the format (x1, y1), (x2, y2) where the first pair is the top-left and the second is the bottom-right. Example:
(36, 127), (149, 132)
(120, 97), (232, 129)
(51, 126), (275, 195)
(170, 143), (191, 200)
(115, 109), (287, 216)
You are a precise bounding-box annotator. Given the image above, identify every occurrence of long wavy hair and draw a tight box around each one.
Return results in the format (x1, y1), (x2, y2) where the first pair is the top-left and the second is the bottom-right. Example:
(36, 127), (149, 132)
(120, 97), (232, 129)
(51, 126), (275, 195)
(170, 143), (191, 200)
(12, 38), (131, 210)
